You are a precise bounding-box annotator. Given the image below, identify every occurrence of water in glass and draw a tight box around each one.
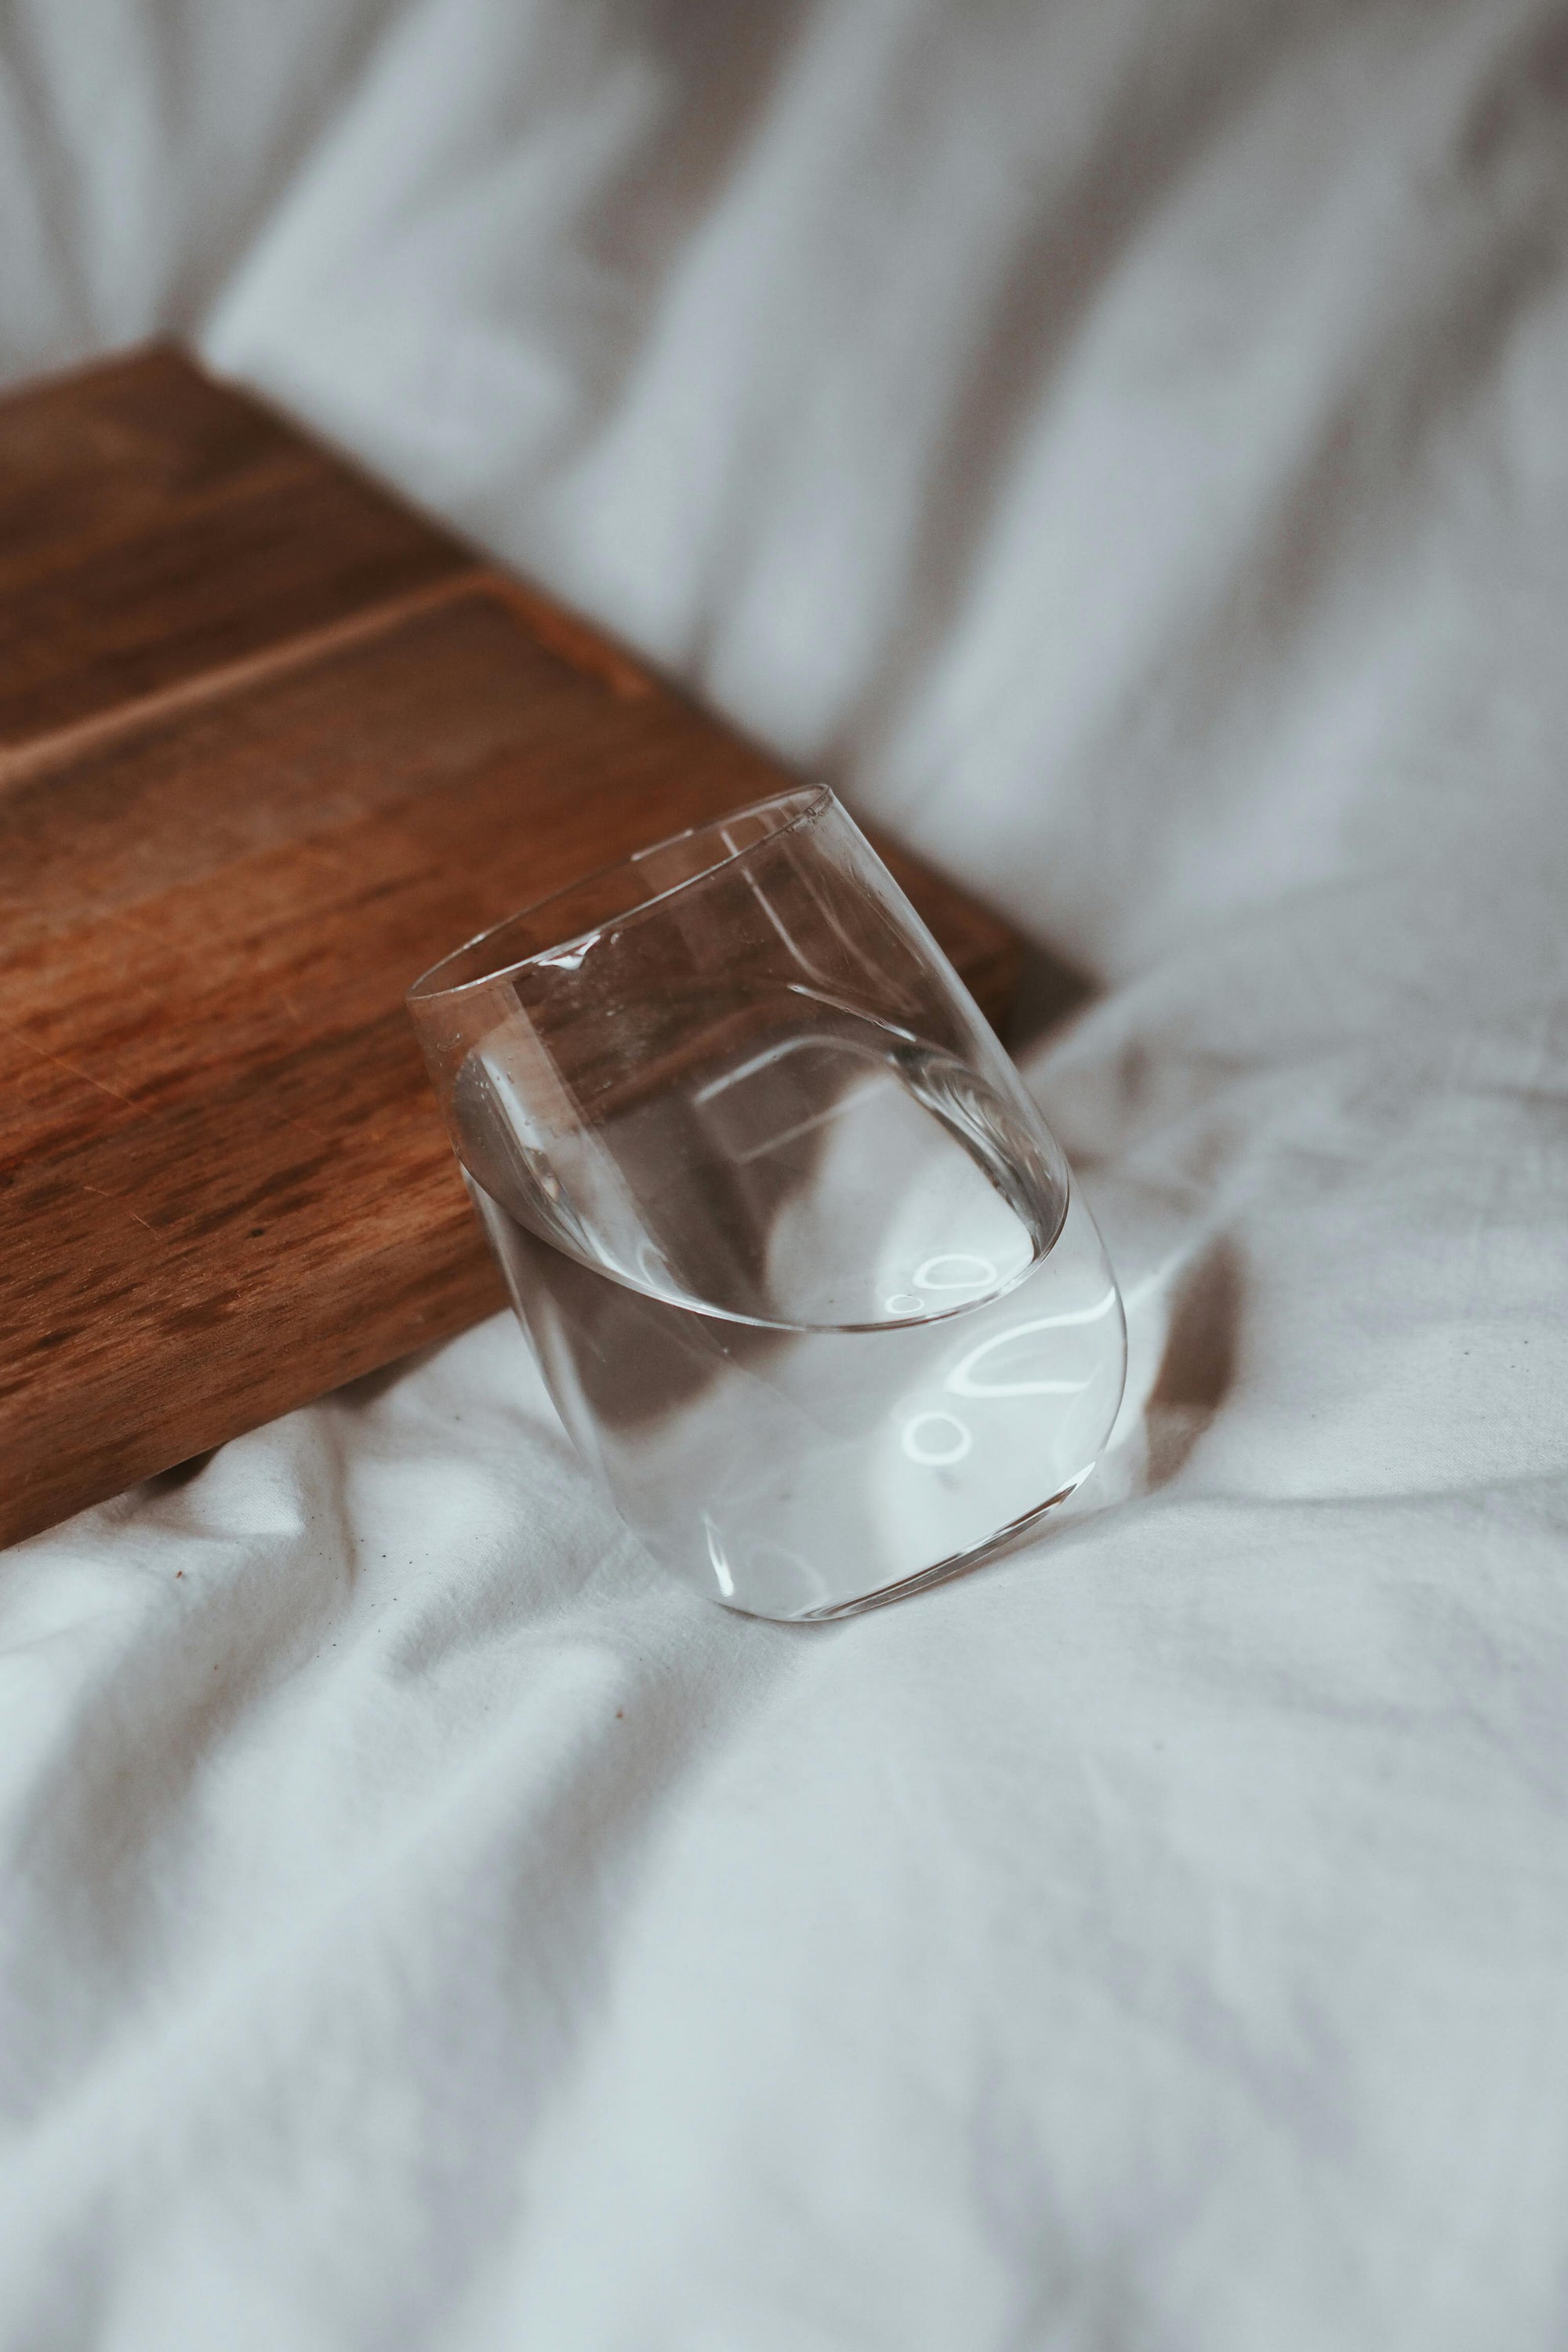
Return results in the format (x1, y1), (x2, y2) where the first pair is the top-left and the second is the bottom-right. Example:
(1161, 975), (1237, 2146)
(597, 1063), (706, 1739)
(453, 995), (1124, 1619)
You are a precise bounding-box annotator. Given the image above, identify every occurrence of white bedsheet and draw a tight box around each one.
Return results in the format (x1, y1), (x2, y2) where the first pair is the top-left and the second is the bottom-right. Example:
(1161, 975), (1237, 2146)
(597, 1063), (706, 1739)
(5, 2), (1568, 2343)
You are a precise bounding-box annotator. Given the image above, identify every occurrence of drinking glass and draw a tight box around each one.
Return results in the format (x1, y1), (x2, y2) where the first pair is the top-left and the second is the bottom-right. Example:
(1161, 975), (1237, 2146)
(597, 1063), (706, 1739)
(408, 787), (1125, 1621)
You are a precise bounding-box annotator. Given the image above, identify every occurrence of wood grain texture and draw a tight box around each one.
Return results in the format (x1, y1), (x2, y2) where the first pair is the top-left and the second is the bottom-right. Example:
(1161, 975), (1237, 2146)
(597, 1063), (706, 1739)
(0, 346), (1022, 1549)
(0, 347), (470, 761)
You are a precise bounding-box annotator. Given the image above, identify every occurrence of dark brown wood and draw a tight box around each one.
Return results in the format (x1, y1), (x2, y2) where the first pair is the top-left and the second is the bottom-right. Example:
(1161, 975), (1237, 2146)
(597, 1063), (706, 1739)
(0, 347), (470, 759)
(0, 345), (1024, 1549)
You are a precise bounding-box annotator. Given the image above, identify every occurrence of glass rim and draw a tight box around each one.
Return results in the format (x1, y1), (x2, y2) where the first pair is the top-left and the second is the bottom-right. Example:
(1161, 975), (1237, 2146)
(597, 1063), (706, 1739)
(406, 782), (832, 1006)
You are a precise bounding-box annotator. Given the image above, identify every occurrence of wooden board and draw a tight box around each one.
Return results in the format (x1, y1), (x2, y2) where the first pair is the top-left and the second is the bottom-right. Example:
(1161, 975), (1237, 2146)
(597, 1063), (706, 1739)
(0, 347), (1023, 1550)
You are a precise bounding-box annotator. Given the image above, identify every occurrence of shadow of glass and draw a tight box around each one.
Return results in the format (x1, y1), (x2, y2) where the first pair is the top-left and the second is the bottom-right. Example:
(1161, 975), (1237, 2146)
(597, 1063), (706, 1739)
(1142, 1235), (1241, 1488)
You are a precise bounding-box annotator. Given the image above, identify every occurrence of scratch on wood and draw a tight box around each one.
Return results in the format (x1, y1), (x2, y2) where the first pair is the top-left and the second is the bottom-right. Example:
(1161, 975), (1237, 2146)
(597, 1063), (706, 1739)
(0, 1018), (137, 1107)
(78, 1181), (158, 1238)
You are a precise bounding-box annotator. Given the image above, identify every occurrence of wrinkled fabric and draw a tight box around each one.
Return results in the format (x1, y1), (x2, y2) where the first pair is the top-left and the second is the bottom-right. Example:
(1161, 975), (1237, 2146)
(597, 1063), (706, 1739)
(4, 2), (1568, 2345)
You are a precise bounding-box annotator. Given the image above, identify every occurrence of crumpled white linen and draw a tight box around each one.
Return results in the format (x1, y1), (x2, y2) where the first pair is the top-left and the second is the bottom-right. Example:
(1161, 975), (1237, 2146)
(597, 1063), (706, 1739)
(5, 2), (1568, 2344)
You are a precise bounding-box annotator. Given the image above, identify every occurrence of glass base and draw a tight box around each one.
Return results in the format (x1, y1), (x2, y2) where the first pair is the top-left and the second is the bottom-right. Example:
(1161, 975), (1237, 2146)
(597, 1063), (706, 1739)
(718, 1477), (1087, 1624)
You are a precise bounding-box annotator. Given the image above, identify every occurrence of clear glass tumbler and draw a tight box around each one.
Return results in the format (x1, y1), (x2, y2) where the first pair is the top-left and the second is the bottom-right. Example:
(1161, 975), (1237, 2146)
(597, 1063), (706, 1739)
(408, 787), (1125, 1621)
